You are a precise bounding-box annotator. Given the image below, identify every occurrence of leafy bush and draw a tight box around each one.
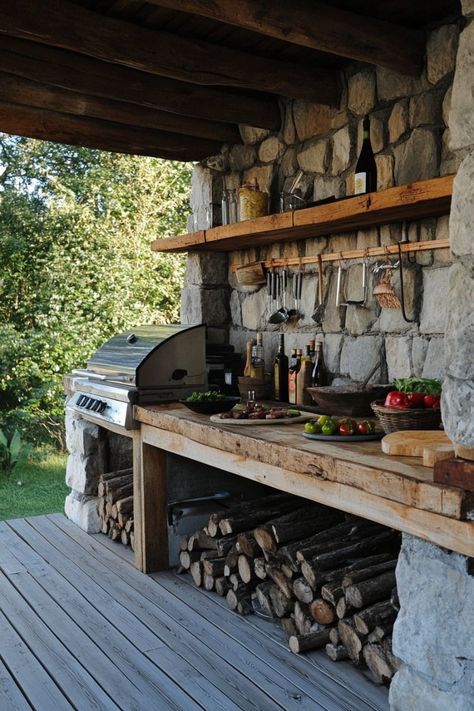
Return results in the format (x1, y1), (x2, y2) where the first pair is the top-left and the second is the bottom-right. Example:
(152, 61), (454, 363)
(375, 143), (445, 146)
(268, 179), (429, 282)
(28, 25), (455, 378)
(0, 428), (31, 477)
(0, 136), (192, 448)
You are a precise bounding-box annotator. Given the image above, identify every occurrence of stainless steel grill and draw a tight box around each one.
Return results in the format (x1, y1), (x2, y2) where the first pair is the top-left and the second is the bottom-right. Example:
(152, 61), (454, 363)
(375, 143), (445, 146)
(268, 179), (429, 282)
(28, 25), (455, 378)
(66, 324), (207, 430)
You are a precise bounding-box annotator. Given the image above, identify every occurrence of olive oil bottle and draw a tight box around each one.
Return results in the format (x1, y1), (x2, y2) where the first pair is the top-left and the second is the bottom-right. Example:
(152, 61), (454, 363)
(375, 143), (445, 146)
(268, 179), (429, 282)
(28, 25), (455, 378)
(274, 333), (289, 402)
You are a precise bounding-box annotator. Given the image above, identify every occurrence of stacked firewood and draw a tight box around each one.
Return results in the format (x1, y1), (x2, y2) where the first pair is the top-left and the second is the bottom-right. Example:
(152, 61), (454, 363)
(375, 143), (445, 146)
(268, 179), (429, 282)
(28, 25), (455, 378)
(97, 468), (134, 549)
(178, 493), (401, 686)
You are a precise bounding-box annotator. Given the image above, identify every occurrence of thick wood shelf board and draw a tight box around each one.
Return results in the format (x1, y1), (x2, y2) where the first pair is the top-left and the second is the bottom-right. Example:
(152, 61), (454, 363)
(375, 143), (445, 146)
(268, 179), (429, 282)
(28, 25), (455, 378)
(152, 175), (454, 254)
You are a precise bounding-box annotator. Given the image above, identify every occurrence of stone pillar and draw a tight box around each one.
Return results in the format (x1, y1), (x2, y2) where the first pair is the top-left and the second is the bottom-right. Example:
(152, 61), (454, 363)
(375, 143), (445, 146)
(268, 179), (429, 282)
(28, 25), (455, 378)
(389, 535), (474, 710)
(64, 409), (106, 533)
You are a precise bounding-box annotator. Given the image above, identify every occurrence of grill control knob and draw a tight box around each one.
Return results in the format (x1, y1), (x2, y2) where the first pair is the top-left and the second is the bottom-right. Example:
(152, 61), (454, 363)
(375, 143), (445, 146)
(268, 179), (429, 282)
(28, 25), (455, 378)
(77, 395), (87, 407)
(98, 401), (107, 413)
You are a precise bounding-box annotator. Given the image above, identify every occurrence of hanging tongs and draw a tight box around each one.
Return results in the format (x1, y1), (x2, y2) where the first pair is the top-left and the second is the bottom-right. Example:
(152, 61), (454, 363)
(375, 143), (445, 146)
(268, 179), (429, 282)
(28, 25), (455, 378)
(397, 221), (416, 323)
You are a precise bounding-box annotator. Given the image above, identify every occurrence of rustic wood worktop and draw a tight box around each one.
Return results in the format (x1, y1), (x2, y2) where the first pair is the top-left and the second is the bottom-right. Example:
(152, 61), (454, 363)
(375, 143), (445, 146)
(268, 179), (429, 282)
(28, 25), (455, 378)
(133, 403), (474, 570)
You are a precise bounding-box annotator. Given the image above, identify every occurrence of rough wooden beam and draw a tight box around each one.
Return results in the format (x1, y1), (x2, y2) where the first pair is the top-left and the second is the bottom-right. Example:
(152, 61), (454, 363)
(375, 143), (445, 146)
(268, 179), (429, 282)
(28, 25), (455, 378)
(0, 101), (222, 161)
(0, 71), (240, 144)
(0, 0), (341, 105)
(0, 36), (279, 131)
(152, 0), (425, 76)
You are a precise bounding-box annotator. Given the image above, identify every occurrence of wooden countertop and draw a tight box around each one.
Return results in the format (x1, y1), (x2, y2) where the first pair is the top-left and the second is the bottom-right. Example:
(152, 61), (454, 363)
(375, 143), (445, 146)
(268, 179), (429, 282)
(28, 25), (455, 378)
(135, 404), (474, 557)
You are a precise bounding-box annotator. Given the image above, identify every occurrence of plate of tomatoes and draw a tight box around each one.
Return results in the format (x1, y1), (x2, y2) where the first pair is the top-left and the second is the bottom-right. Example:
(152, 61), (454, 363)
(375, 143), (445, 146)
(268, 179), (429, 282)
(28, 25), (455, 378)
(302, 415), (383, 442)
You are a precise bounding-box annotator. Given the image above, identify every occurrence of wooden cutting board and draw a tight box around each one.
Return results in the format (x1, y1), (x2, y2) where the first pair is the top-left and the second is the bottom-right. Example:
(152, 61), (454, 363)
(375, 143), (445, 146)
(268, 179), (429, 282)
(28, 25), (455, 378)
(381, 430), (454, 467)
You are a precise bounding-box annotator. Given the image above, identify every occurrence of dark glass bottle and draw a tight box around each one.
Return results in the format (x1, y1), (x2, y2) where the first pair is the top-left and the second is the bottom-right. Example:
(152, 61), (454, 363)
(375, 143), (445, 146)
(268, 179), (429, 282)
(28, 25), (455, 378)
(311, 342), (328, 387)
(354, 116), (377, 195)
(274, 334), (289, 402)
(288, 348), (302, 405)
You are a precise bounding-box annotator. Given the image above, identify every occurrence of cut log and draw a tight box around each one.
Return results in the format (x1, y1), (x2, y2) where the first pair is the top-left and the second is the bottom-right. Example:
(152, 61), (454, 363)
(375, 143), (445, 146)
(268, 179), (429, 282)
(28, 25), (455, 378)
(238, 555), (256, 585)
(269, 585), (294, 618)
(311, 531), (400, 572)
(99, 467), (133, 483)
(354, 600), (397, 636)
(320, 581), (344, 607)
(293, 578), (314, 604)
(289, 629), (331, 654)
(367, 623), (393, 644)
(341, 559), (397, 588)
(255, 582), (275, 618)
(219, 500), (302, 535)
(254, 558), (267, 580)
(179, 534), (189, 552)
(382, 636), (401, 674)
(101, 518), (109, 535)
(117, 513), (130, 529)
(335, 596), (355, 620)
(325, 643), (349, 661)
(266, 566), (293, 599)
(272, 511), (343, 545)
(223, 548), (239, 576)
(363, 643), (394, 685)
(199, 550), (220, 562)
(345, 571), (397, 609)
(106, 483), (133, 505)
(281, 564), (294, 580)
(100, 471), (133, 496)
(253, 526), (277, 553)
(189, 561), (203, 587)
(216, 536), (238, 556)
(309, 598), (336, 625)
(294, 520), (383, 564)
(179, 550), (202, 570)
(237, 532), (260, 558)
(124, 519), (134, 534)
(203, 573), (215, 592)
(294, 602), (314, 635)
(337, 619), (366, 666)
(280, 617), (298, 639)
(228, 574), (241, 592)
(329, 627), (340, 645)
(129, 532), (134, 551)
(214, 577), (231, 597)
(202, 557), (226, 577)
(226, 588), (251, 612)
(116, 496), (133, 515)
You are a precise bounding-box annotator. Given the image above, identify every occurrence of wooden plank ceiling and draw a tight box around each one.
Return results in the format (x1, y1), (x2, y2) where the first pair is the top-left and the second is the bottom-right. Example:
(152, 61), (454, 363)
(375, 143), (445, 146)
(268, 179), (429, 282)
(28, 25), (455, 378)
(0, 0), (460, 160)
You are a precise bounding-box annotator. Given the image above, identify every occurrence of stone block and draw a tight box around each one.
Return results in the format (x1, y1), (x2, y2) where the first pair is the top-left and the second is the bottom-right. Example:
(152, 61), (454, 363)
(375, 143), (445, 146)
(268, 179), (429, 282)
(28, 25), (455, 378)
(375, 154), (394, 190)
(65, 415), (104, 461)
(421, 337), (445, 379)
(190, 165), (212, 214)
(462, 0), (474, 16)
(229, 290), (242, 326)
(411, 337), (429, 376)
(385, 337), (413, 380)
(322, 334), (344, 374)
(433, 215), (452, 265)
(393, 534), (474, 695)
(376, 67), (426, 102)
(180, 285), (229, 327)
(347, 70), (377, 116)
(241, 287), (272, 331)
(66, 452), (103, 496)
(65, 491), (101, 533)
(442, 85), (452, 126)
(344, 265), (379, 336)
(356, 228), (379, 249)
(394, 129), (439, 185)
(298, 273), (318, 326)
(185, 252), (228, 286)
(280, 148), (298, 177)
(297, 139), (327, 173)
(426, 24), (459, 85)
(390, 665), (474, 711)
(304, 236), (328, 258)
(444, 260), (474, 380)
(243, 165), (275, 193)
(440, 129), (468, 176)
(313, 175), (344, 201)
(340, 335), (384, 381)
(419, 267), (449, 333)
(331, 127), (351, 174)
(239, 125), (269, 145)
(293, 101), (333, 142)
(321, 269), (346, 334)
(450, 21), (474, 150)
(450, 151), (474, 256)
(442, 375), (474, 445)
(228, 144), (256, 172)
(258, 136), (284, 164)
(409, 91), (443, 128)
(388, 101), (408, 143)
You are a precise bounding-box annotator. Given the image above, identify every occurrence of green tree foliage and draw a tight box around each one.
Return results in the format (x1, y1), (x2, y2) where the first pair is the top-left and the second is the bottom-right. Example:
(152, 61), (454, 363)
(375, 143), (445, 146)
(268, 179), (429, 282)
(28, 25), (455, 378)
(0, 135), (192, 447)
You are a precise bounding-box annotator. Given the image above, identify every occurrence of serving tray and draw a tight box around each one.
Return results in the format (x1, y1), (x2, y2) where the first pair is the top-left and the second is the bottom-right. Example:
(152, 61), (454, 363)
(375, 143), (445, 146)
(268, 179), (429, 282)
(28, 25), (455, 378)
(210, 412), (314, 426)
(303, 431), (383, 443)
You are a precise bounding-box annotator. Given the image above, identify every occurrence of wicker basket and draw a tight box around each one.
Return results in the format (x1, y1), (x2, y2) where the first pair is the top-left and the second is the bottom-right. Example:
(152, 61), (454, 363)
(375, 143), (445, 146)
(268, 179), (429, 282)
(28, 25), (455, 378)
(371, 400), (442, 434)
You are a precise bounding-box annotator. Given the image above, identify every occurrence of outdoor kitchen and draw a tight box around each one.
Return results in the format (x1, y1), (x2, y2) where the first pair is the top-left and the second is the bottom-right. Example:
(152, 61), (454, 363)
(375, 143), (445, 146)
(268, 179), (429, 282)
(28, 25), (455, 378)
(57, 2), (474, 708)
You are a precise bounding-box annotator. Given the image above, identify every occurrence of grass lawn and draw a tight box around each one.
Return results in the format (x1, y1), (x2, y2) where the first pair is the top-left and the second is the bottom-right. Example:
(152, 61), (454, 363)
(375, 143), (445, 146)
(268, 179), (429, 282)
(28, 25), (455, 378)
(0, 448), (68, 521)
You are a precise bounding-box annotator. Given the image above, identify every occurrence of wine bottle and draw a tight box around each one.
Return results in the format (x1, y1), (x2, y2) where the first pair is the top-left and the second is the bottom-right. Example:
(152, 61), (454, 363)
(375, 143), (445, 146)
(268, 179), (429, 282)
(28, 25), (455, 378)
(274, 334), (289, 402)
(250, 332), (265, 380)
(311, 341), (328, 387)
(288, 348), (302, 405)
(354, 116), (377, 195)
(297, 345), (313, 406)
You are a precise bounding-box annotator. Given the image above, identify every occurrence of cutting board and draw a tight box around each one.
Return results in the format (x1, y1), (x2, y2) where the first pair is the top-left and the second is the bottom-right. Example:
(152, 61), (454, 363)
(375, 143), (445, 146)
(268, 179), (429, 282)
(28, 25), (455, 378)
(381, 430), (454, 467)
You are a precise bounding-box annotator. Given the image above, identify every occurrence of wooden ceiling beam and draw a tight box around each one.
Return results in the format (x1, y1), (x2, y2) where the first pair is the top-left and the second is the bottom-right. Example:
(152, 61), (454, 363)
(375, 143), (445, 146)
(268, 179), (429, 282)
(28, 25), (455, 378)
(0, 36), (280, 131)
(0, 0), (341, 105)
(0, 71), (240, 144)
(150, 0), (425, 76)
(0, 102), (223, 161)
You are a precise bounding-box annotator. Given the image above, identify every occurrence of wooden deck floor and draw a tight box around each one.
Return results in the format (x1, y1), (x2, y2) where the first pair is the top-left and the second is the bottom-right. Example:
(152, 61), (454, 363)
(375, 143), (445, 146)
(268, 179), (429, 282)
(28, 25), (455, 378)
(0, 514), (389, 711)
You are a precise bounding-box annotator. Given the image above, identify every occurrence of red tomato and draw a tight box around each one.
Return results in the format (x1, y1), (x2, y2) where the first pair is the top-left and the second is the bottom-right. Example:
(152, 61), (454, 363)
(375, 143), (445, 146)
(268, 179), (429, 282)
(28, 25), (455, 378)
(424, 394), (441, 409)
(384, 391), (410, 409)
(406, 392), (425, 409)
(339, 423), (354, 436)
(358, 420), (375, 435)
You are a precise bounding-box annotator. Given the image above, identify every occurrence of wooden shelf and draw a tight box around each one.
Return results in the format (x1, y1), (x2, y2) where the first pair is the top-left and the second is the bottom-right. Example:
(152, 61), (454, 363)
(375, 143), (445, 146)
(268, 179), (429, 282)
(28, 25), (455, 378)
(151, 175), (454, 254)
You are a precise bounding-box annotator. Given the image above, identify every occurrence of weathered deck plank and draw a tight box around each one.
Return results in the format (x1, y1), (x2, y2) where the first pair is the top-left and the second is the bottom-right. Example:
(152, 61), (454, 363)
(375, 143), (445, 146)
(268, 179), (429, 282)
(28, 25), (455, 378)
(0, 514), (389, 711)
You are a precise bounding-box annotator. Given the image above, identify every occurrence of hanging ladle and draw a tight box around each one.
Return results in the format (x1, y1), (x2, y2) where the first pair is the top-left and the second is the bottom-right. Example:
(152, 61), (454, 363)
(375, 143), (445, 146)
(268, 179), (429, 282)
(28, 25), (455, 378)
(288, 270), (303, 320)
(312, 255), (326, 324)
(269, 269), (289, 324)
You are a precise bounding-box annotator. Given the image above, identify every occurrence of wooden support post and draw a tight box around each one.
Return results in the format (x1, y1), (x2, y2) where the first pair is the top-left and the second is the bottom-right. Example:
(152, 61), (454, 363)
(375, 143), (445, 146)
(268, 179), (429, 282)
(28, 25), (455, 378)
(133, 430), (168, 573)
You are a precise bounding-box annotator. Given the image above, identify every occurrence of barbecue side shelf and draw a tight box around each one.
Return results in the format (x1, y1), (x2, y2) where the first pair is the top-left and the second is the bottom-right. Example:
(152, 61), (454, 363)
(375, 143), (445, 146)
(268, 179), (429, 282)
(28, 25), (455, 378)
(151, 175), (453, 254)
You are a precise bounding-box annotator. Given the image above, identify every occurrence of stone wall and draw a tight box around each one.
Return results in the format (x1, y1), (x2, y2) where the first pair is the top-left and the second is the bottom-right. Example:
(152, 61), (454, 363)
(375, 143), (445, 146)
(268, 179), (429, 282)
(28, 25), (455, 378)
(181, 20), (464, 385)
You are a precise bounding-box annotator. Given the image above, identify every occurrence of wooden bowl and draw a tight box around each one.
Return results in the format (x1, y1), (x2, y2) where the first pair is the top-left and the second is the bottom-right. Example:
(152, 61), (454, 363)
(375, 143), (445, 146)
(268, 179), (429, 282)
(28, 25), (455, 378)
(307, 384), (393, 417)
